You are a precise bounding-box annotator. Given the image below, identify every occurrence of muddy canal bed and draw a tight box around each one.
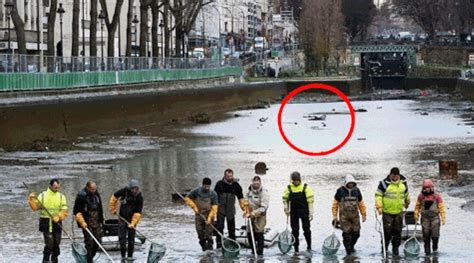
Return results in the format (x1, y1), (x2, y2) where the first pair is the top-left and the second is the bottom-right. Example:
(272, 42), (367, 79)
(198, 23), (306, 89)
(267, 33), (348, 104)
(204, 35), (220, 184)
(0, 98), (473, 262)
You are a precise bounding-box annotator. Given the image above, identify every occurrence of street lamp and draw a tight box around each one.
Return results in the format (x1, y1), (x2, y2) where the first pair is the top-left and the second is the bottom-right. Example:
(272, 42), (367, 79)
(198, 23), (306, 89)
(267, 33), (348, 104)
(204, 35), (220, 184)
(57, 3), (65, 55)
(98, 9), (106, 70)
(4, 0), (14, 55)
(132, 15), (139, 56)
(57, 3), (65, 72)
(159, 19), (165, 66)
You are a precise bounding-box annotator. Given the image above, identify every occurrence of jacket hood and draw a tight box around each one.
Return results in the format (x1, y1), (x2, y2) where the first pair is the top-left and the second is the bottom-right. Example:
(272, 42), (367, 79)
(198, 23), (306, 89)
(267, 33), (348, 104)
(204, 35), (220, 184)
(343, 175), (356, 187)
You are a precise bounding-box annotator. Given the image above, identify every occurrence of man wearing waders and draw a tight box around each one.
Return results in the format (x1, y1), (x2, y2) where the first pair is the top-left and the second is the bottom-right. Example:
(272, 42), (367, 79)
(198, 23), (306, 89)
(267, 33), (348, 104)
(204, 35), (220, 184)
(414, 179), (446, 255)
(73, 181), (104, 263)
(245, 176), (269, 256)
(331, 175), (367, 255)
(214, 168), (249, 248)
(282, 171), (314, 253)
(109, 179), (143, 260)
(184, 177), (219, 251)
(375, 167), (410, 256)
(28, 179), (68, 263)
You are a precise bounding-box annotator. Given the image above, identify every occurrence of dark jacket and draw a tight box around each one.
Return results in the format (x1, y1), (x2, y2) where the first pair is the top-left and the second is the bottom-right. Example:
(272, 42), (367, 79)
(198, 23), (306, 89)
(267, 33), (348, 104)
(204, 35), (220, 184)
(73, 187), (104, 225)
(214, 179), (243, 217)
(113, 187), (143, 221)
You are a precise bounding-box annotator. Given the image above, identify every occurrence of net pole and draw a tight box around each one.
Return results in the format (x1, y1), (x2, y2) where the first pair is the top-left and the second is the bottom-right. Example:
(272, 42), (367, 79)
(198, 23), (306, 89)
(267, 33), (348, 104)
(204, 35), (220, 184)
(84, 227), (115, 262)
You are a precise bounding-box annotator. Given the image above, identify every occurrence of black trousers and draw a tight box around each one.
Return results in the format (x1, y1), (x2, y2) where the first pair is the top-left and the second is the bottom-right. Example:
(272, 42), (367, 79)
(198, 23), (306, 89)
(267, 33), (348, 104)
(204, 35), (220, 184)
(247, 232), (264, 255)
(43, 231), (62, 262)
(82, 226), (103, 263)
(342, 231), (360, 254)
(382, 213), (403, 251)
(290, 209), (311, 251)
(216, 212), (235, 247)
(118, 221), (136, 258)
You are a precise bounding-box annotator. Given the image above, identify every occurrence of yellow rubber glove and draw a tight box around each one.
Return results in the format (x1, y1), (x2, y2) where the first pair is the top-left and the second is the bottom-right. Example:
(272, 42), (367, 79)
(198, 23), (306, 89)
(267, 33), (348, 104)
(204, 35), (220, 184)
(128, 213), (141, 229)
(375, 201), (383, 215)
(206, 205), (218, 225)
(184, 197), (200, 214)
(109, 195), (118, 215)
(53, 216), (60, 223)
(331, 200), (339, 220)
(438, 202), (446, 225)
(75, 213), (88, 229)
(239, 199), (249, 213)
(58, 209), (68, 221)
(414, 200), (421, 222)
(28, 192), (39, 211)
(358, 201), (367, 222)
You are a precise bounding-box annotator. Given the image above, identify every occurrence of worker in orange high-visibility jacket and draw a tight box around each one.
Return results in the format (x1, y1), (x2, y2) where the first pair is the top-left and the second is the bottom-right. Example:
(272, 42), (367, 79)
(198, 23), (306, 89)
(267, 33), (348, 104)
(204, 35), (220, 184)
(28, 179), (68, 263)
(414, 179), (446, 255)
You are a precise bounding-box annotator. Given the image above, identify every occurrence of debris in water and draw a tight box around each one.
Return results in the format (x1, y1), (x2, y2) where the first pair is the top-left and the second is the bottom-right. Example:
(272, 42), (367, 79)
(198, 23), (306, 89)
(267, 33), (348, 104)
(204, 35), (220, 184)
(420, 112), (429, 116)
(356, 108), (368, 112)
(357, 138), (366, 141)
(259, 117), (268, 122)
(307, 114), (326, 121)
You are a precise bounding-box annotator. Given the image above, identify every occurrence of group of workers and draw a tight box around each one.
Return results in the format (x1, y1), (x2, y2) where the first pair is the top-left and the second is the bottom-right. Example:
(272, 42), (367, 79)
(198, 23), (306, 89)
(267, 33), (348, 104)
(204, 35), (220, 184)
(26, 166), (446, 262)
(28, 179), (143, 262)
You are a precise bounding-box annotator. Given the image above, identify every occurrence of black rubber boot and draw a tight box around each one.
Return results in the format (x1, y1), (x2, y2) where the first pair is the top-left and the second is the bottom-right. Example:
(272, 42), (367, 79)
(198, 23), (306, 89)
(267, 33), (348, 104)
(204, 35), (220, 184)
(42, 254), (50, 263)
(120, 246), (126, 258)
(432, 237), (439, 253)
(392, 246), (399, 256)
(424, 238), (431, 255)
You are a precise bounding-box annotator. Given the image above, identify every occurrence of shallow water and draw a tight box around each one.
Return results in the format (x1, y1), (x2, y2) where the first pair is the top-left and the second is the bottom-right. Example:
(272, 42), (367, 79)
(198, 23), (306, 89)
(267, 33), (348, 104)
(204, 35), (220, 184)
(0, 99), (473, 262)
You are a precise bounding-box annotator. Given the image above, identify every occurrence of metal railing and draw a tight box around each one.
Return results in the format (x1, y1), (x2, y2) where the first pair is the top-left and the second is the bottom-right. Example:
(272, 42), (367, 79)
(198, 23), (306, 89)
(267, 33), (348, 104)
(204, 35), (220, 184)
(0, 54), (241, 73)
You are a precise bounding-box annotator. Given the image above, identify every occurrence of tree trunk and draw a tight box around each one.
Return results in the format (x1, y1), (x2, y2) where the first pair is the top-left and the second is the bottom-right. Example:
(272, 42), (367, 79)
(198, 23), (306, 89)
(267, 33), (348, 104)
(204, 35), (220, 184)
(140, 0), (149, 57)
(47, 0), (58, 72)
(72, 0), (80, 57)
(151, 0), (159, 58)
(99, 0), (125, 58)
(10, 2), (27, 55)
(126, 0), (134, 57)
(164, 1), (171, 57)
(90, 0), (98, 70)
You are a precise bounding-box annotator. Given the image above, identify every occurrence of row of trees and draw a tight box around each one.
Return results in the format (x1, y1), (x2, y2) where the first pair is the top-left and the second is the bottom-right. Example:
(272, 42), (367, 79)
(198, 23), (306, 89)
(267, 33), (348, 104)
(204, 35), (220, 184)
(299, 0), (375, 72)
(391, 0), (474, 40)
(9, 0), (210, 57)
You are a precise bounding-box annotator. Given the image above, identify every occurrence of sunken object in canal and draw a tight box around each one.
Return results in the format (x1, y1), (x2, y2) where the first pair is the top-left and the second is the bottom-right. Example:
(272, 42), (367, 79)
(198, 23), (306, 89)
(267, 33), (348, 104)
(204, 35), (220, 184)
(255, 162), (268, 174)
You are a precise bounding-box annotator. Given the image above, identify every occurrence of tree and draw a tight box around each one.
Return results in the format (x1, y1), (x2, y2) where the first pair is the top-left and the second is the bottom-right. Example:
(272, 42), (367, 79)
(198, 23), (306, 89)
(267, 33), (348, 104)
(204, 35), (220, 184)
(46, 0), (58, 71)
(71, 0), (80, 57)
(300, 0), (345, 72)
(391, 0), (449, 39)
(90, 0), (98, 58)
(125, 0), (135, 57)
(169, 0), (210, 57)
(341, 0), (376, 41)
(9, 1), (27, 55)
(99, 0), (126, 57)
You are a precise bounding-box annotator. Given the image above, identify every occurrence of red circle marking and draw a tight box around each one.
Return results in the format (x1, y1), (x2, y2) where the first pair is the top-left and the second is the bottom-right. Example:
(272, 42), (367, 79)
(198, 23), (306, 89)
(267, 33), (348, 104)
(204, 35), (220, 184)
(277, 83), (356, 156)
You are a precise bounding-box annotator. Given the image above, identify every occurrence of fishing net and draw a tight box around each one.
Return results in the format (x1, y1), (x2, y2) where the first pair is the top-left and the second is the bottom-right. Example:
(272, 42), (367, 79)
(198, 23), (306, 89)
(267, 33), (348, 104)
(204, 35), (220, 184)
(71, 241), (87, 263)
(222, 237), (241, 258)
(147, 242), (166, 263)
(322, 233), (340, 256)
(403, 237), (420, 258)
(277, 229), (295, 254)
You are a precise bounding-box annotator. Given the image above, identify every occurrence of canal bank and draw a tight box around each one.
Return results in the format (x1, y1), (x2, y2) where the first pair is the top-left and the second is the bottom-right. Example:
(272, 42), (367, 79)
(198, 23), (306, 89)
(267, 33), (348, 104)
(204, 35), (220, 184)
(0, 76), (472, 150)
(0, 77), (361, 150)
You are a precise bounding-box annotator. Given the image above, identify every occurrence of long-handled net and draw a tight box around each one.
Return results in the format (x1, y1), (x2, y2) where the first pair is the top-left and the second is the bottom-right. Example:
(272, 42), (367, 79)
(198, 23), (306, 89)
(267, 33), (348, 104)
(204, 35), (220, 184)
(322, 231), (340, 256)
(147, 242), (166, 263)
(403, 224), (420, 258)
(375, 208), (387, 259)
(118, 216), (166, 263)
(278, 216), (294, 254)
(24, 182), (87, 263)
(169, 184), (241, 258)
